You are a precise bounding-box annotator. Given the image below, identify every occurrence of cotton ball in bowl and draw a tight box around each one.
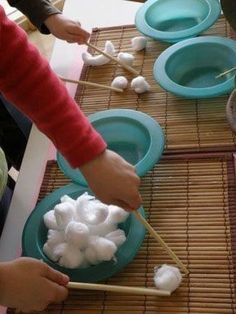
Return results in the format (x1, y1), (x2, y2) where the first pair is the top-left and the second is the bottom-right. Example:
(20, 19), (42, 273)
(43, 210), (58, 230)
(131, 36), (147, 51)
(54, 202), (75, 229)
(111, 76), (128, 90)
(65, 221), (90, 249)
(57, 243), (85, 269)
(107, 205), (129, 224)
(77, 197), (109, 225)
(154, 264), (182, 293)
(117, 52), (135, 66)
(85, 236), (117, 264)
(131, 76), (150, 94)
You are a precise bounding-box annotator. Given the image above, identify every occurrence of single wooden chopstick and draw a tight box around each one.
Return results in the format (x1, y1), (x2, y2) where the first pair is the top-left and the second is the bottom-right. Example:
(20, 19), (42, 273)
(67, 282), (171, 296)
(133, 211), (189, 275)
(215, 66), (236, 78)
(86, 42), (140, 76)
(59, 76), (123, 93)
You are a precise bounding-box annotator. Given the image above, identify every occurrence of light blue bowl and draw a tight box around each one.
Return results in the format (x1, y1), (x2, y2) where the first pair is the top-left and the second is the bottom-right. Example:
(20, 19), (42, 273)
(135, 0), (221, 43)
(57, 109), (164, 186)
(153, 36), (236, 99)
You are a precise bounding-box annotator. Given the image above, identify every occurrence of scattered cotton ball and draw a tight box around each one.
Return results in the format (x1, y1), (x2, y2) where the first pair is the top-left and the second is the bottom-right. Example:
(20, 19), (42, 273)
(131, 76), (150, 94)
(58, 243), (85, 269)
(117, 52), (135, 66)
(43, 210), (58, 230)
(65, 221), (89, 249)
(82, 40), (115, 66)
(154, 264), (182, 293)
(111, 76), (128, 90)
(54, 202), (75, 229)
(105, 229), (126, 246)
(131, 36), (148, 51)
(107, 205), (129, 224)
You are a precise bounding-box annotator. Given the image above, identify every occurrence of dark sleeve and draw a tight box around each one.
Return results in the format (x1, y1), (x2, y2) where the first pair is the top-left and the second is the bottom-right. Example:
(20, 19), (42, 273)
(7, 0), (62, 34)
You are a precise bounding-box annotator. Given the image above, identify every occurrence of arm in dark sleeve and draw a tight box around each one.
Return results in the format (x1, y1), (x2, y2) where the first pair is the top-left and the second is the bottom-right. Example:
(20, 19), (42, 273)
(7, 0), (61, 34)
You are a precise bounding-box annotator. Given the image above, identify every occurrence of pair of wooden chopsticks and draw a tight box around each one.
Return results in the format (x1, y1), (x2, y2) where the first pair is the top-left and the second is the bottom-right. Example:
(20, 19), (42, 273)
(216, 66), (236, 78)
(67, 210), (188, 297)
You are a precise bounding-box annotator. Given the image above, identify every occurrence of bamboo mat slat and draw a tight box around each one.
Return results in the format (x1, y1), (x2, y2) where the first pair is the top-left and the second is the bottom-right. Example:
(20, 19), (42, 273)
(74, 18), (236, 153)
(9, 152), (236, 314)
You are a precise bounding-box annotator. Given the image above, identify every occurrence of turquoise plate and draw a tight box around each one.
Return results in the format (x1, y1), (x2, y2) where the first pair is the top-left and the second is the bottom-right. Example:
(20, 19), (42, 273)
(57, 109), (164, 186)
(153, 36), (236, 98)
(135, 0), (221, 43)
(22, 183), (146, 282)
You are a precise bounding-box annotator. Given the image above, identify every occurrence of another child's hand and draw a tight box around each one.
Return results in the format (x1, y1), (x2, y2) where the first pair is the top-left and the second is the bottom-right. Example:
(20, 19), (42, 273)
(44, 14), (90, 44)
(0, 257), (69, 312)
(80, 149), (142, 211)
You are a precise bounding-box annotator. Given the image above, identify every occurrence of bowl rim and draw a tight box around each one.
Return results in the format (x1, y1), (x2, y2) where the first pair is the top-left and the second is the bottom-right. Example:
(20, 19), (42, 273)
(22, 183), (146, 282)
(226, 89), (236, 133)
(135, 0), (221, 42)
(57, 109), (165, 186)
(153, 36), (236, 99)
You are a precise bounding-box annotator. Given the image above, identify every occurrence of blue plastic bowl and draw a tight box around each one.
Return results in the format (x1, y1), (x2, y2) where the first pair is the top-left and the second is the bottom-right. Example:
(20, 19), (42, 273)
(57, 109), (164, 186)
(135, 0), (221, 43)
(22, 183), (146, 282)
(153, 36), (236, 99)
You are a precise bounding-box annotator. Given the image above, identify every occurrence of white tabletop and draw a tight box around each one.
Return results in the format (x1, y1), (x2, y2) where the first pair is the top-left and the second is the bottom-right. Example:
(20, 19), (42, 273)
(0, 0), (142, 262)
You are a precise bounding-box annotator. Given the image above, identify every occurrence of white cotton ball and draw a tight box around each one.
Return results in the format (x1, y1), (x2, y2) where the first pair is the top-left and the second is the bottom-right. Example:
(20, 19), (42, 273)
(131, 76), (150, 94)
(154, 264), (182, 293)
(43, 243), (60, 262)
(85, 236), (117, 263)
(111, 76), (128, 90)
(131, 36), (148, 51)
(43, 210), (58, 230)
(117, 52), (134, 66)
(84, 246), (100, 265)
(58, 244), (85, 269)
(107, 205), (129, 224)
(65, 221), (89, 249)
(88, 221), (117, 237)
(77, 196), (109, 225)
(43, 242), (66, 262)
(54, 202), (75, 229)
(105, 229), (126, 247)
(47, 229), (65, 248)
(60, 195), (76, 207)
(82, 40), (115, 66)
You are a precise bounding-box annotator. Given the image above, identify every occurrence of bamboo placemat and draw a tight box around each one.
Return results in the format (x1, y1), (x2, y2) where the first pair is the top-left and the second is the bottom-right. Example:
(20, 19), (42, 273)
(10, 153), (236, 314)
(75, 17), (236, 153)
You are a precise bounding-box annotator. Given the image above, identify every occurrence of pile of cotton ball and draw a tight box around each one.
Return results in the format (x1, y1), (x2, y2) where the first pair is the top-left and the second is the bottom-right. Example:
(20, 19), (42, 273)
(43, 193), (129, 269)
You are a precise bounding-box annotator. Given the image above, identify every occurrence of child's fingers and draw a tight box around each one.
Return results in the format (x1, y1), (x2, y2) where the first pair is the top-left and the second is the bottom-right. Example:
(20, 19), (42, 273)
(44, 264), (69, 285)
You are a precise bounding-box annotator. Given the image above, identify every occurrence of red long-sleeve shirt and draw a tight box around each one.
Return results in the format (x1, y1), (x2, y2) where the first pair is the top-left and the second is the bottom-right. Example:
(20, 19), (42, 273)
(0, 6), (106, 168)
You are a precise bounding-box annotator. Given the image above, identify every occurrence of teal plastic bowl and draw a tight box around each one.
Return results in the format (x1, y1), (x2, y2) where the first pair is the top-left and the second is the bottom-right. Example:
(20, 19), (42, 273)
(135, 0), (221, 43)
(22, 183), (146, 282)
(57, 109), (164, 186)
(153, 36), (236, 99)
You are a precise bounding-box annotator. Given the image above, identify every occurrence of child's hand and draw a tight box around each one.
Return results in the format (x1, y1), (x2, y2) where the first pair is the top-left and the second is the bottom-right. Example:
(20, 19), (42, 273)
(0, 257), (69, 312)
(80, 149), (142, 211)
(44, 14), (90, 44)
